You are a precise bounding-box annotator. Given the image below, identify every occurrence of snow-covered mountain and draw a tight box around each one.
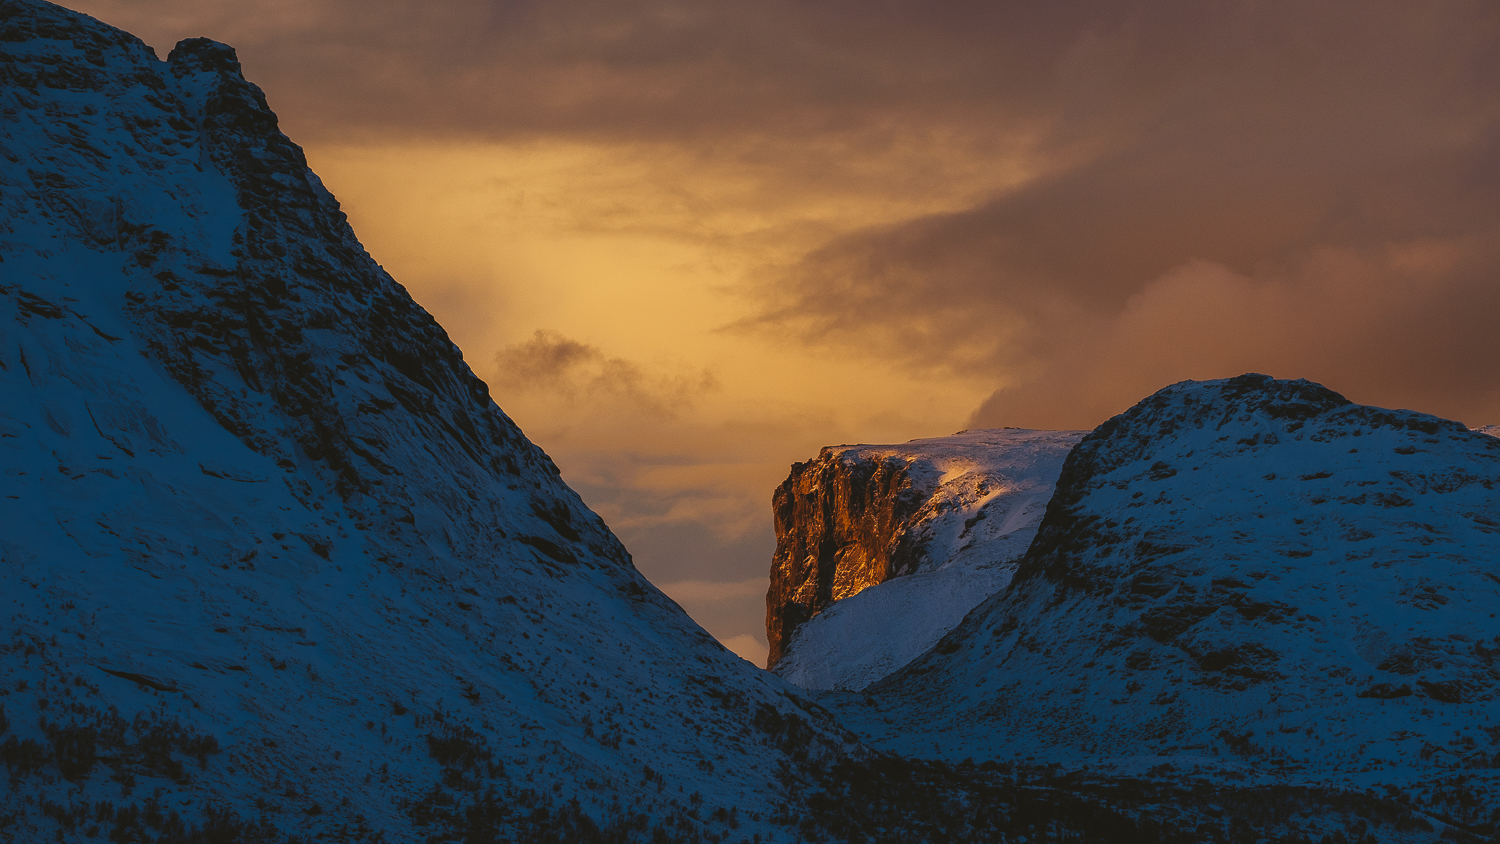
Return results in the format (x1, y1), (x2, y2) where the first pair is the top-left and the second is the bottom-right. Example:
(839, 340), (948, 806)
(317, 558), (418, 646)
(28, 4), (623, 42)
(9, 4), (1316, 840)
(2, 1), (1480, 838)
(831, 376), (1500, 801)
(0, 3), (880, 839)
(769, 429), (1082, 691)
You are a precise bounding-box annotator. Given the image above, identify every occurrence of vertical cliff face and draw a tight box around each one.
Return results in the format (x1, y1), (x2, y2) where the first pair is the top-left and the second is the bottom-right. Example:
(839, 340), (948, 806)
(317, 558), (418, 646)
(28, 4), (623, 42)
(765, 429), (1083, 674)
(766, 451), (933, 666)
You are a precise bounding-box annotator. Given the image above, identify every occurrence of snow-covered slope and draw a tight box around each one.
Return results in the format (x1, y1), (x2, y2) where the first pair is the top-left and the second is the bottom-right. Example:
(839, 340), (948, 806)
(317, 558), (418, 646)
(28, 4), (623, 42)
(833, 376), (1500, 793)
(0, 3), (871, 839)
(771, 429), (1082, 691)
(1, 3), (1478, 838)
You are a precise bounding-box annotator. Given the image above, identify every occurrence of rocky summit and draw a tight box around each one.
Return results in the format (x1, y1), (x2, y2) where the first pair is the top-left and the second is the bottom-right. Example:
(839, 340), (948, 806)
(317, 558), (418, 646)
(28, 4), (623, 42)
(768, 429), (1082, 690)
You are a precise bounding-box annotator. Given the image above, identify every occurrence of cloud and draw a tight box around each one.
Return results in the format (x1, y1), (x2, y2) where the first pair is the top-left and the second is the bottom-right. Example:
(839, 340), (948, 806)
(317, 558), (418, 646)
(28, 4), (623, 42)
(76, 0), (1332, 149)
(969, 243), (1500, 429)
(493, 330), (606, 391)
(492, 330), (717, 418)
(75, 0), (1065, 143)
(740, 0), (1500, 427)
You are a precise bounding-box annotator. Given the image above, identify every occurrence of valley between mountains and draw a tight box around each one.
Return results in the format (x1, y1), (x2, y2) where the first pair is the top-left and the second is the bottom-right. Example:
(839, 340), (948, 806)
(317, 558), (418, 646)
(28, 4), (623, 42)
(4, 2), (1500, 841)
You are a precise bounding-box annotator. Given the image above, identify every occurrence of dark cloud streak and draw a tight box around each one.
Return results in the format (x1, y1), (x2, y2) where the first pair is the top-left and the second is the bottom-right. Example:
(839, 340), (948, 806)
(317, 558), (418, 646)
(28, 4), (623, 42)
(70, 1), (1218, 142)
(69, 0), (1500, 420)
(734, 1), (1500, 427)
(493, 330), (717, 418)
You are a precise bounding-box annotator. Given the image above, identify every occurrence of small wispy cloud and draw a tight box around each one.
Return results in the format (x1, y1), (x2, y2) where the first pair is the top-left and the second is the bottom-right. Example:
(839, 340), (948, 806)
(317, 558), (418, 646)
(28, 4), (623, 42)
(492, 330), (718, 418)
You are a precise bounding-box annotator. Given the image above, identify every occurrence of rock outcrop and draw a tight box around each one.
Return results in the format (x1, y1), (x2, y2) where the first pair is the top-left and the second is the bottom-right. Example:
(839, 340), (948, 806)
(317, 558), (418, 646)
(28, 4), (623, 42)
(834, 375), (1500, 786)
(766, 429), (1082, 679)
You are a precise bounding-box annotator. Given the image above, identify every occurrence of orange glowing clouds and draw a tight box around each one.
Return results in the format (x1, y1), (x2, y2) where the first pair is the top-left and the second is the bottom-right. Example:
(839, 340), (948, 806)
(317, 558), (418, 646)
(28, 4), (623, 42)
(54, 0), (1500, 661)
(296, 139), (1003, 661)
(304, 139), (1007, 421)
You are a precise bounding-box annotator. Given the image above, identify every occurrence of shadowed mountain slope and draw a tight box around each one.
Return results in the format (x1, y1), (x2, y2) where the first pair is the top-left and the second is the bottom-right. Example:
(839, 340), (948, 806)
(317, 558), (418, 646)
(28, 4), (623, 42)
(0, 2), (870, 838)
(834, 376), (1500, 791)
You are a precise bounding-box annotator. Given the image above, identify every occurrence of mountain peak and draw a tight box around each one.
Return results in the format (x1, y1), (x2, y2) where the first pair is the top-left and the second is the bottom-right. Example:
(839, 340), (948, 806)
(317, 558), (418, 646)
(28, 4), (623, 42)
(1018, 374), (1482, 596)
(1073, 374), (1353, 476)
(0, 4), (872, 838)
(840, 374), (1500, 779)
(167, 37), (243, 77)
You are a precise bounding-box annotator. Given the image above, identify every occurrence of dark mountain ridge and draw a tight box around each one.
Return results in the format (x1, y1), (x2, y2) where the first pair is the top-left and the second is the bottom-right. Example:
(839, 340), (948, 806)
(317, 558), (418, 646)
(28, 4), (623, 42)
(1, 2), (873, 838)
(831, 375), (1500, 798)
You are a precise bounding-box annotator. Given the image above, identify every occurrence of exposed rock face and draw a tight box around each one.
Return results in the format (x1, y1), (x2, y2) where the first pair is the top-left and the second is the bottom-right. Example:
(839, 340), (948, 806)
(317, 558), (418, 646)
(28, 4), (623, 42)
(766, 429), (1082, 675)
(766, 450), (925, 667)
(834, 375), (1500, 782)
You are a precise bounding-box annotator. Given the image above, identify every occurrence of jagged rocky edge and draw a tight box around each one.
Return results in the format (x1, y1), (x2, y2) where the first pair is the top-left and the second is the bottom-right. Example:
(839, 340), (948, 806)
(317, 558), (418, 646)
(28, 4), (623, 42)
(766, 449), (936, 668)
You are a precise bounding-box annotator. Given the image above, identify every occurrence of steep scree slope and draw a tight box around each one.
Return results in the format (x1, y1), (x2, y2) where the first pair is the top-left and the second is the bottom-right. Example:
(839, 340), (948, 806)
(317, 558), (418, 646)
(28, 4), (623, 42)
(0, 2), (867, 839)
(836, 375), (1500, 786)
(768, 429), (1082, 690)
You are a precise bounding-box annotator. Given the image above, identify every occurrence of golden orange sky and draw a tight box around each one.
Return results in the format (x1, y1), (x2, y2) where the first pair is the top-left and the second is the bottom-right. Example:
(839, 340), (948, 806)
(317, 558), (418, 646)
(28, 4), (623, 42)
(61, 0), (1500, 664)
(296, 139), (1016, 663)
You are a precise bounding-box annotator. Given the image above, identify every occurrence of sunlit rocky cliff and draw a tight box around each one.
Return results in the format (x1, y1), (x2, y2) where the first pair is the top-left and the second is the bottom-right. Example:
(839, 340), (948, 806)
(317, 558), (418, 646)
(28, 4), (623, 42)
(767, 429), (1081, 689)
